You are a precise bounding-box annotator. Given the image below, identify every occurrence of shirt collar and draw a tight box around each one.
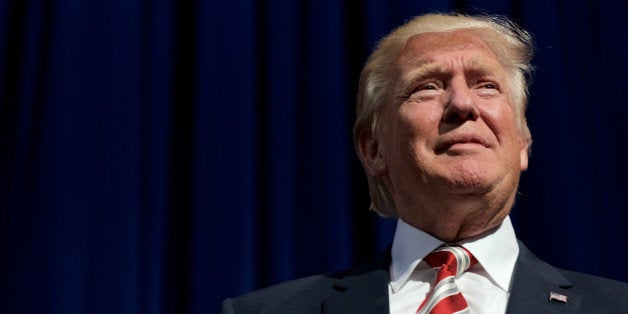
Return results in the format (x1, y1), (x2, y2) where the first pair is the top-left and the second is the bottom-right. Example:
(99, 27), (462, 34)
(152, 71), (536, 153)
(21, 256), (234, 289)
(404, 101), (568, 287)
(389, 219), (442, 293)
(458, 216), (519, 292)
(389, 216), (519, 293)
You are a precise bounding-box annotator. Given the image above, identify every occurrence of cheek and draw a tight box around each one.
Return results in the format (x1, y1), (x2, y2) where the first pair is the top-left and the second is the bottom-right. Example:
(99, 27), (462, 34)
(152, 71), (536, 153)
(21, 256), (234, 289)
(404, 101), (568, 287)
(487, 109), (526, 166)
(393, 107), (445, 171)
(481, 101), (519, 138)
(397, 104), (443, 138)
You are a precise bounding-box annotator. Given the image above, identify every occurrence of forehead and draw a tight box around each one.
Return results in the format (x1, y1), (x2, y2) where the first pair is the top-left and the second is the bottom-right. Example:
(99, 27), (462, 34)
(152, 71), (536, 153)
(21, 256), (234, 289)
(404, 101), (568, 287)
(396, 29), (504, 74)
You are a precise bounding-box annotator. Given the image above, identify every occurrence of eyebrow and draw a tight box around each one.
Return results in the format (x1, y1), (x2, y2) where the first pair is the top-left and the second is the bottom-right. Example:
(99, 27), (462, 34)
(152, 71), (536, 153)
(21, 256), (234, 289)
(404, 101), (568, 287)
(398, 57), (503, 96)
(464, 57), (502, 76)
(400, 63), (448, 89)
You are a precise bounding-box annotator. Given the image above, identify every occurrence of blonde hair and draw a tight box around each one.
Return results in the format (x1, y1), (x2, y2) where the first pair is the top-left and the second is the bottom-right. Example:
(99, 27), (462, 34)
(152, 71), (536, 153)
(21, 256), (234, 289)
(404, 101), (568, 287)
(354, 13), (534, 217)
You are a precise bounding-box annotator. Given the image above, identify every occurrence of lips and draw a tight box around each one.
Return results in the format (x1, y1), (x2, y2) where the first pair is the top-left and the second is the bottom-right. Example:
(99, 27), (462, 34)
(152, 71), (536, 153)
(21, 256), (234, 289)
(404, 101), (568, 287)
(435, 133), (490, 154)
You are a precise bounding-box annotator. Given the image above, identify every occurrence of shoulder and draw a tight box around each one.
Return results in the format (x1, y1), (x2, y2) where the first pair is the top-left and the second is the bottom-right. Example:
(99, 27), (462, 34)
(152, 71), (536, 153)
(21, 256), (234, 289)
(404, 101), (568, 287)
(223, 250), (392, 314)
(511, 241), (628, 313)
(222, 274), (336, 313)
(557, 268), (628, 301)
(557, 267), (628, 290)
(558, 268), (628, 313)
(519, 241), (628, 293)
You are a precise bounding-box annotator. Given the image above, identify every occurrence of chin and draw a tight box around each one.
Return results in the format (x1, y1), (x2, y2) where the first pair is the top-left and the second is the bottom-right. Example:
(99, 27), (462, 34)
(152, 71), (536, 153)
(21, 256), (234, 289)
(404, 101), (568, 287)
(443, 163), (500, 194)
(449, 179), (495, 195)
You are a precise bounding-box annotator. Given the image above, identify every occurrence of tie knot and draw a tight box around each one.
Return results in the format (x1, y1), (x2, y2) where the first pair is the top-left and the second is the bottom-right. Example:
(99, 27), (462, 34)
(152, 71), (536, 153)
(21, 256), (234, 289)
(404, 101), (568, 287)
(423, 245), (477, 276)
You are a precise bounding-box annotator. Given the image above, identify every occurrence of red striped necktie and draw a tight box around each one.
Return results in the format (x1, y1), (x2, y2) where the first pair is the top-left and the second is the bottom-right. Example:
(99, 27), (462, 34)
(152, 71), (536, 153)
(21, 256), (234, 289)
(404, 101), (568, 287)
(416, 245), (478, 314)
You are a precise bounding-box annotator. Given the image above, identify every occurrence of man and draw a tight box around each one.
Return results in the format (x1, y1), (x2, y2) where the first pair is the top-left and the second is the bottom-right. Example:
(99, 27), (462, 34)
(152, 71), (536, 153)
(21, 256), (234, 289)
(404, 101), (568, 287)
(223, 13), (628, 313)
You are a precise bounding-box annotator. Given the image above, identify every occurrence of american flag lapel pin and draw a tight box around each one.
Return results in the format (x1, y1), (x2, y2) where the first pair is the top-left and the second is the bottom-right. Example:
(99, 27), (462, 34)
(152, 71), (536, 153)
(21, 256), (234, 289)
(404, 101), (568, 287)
(549, 292), (568, 303)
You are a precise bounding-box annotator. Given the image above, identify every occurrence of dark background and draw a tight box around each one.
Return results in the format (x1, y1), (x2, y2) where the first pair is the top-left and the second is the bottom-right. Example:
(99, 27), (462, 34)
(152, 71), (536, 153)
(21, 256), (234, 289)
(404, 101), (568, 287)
(1, 0), (627, 313)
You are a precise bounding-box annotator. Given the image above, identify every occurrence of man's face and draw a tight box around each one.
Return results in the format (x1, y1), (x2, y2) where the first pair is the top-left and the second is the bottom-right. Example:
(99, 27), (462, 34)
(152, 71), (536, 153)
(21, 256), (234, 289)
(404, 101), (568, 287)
(365, 30), (529, 226)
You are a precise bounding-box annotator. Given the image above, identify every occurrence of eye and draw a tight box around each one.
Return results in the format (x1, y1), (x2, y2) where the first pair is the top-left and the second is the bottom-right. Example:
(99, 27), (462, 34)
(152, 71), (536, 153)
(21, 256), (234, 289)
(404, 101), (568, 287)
(402, 79), (444, 101)
(406, 82), (442, 100)
(412, 82), (442, 95)
(476, 80), (499, 89)
(475, 81), (501, 97)
(419, 83), (439, 90)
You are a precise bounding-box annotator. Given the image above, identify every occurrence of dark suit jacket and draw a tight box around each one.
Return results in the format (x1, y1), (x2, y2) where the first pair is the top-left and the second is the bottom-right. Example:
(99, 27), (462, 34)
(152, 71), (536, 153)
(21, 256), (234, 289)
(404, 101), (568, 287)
(223, 242), (628, 313)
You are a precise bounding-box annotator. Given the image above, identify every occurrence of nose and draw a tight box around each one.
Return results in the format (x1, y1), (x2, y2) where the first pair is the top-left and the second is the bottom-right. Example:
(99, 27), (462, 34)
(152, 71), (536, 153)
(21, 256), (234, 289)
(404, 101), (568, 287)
(442, 79), (480, 124)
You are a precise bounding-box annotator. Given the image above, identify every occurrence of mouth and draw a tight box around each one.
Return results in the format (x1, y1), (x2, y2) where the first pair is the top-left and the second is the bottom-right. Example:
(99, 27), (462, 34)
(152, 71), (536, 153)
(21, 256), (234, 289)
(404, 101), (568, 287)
(435, 134), (490, 154)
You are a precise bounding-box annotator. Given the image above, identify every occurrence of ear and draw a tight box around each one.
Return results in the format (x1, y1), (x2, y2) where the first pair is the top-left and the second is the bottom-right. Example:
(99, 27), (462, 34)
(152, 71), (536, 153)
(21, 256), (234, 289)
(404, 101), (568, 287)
(357, 129), (387, 177)
(519, 137), (530, 171)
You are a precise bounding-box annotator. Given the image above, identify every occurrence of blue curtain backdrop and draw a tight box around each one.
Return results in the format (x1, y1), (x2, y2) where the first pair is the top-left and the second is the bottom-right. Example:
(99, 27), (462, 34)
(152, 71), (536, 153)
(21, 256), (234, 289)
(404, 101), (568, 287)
(1, 0), (627, 313)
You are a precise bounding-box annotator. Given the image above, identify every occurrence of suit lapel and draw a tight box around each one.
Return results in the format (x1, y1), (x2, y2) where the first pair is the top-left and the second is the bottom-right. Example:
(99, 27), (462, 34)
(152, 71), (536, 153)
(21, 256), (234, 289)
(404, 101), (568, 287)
(318, 241), (586, 313)
(321, 248), (391, 314)
(506, 241), (582, 313)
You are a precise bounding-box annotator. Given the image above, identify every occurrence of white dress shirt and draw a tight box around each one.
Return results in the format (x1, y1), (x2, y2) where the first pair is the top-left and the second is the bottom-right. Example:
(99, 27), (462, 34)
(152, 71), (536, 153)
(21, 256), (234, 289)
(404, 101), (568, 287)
(388, 216), (520, 314)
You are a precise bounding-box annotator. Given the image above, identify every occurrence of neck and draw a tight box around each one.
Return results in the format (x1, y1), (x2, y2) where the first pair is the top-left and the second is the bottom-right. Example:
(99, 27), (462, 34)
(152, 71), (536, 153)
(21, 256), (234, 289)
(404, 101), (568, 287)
(397, 189), (516, 243)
